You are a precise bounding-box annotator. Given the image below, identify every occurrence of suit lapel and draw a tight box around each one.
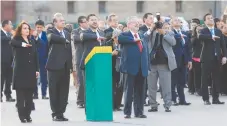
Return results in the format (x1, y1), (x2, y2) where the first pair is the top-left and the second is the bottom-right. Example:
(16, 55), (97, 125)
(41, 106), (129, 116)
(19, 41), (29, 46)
(1, 30), (7, 36)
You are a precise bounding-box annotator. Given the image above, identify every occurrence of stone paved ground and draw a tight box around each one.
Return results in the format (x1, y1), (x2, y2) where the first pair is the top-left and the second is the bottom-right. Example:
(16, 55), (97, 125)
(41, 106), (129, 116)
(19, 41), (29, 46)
(1, 85), (227, 126)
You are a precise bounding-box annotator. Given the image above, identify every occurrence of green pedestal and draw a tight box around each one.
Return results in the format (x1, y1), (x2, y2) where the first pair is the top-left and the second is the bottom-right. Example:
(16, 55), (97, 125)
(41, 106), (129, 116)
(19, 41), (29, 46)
(85, 46), (113, 121)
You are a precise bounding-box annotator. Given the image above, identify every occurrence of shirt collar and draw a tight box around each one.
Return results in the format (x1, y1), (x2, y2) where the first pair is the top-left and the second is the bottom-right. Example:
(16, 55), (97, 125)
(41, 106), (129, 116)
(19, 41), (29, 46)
(207, 26), (214, 30)
(174, 28), (181, 32)
(2, 28), (8, 35)
(130, 30), (137, 36)
(111, 27), (117, 30)
(56, 28), (64, 33)
(80, 27), (86, 31)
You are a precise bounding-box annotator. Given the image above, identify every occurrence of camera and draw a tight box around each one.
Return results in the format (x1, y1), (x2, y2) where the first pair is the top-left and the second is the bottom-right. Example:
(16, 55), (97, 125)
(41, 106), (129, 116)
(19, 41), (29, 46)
(155, 12), (163, 29)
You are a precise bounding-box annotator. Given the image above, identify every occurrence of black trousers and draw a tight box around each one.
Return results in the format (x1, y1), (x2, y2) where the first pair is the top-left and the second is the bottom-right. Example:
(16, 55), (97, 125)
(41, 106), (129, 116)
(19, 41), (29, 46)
(123, 70), (145, 116)
(171, 64), (187, 103)
(1, 62), (12, 98)
(221, 64), (227, 94)
(188, 68), (194, 93)
(48, 66), (70, 117)
(112, 70), (122, 109)
(16, 89), (34, 120)
(201, 59), (221, 101)
(76, 64), (85, 105)
(188, 61), (202, 93)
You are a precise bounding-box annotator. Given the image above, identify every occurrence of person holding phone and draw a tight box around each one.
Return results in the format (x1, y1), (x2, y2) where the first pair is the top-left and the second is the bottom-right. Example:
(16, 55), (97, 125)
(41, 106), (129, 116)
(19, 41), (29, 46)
(10, 21), (39, 123)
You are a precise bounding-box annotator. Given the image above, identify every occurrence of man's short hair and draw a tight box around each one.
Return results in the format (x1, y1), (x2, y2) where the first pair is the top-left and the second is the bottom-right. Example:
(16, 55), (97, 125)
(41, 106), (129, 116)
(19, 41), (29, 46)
(78, 16), (86, 24)
(203, 13), (212, 21)
(107, 13), (117, 22)
(1, 20), (10, 28)
(53, 13), (63, 23)
(191, 18), (200, 25)
(143, 13), (153, 22)
(86, 14), (96, 21)
(35, 19), (45, 26)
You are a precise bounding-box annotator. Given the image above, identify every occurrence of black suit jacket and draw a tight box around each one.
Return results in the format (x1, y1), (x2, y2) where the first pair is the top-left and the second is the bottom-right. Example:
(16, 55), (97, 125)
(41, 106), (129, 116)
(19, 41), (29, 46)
(10, 36), (39, 89)
(191, 36), (202, 58)
(72, 27), (84, 65)
(1, 30), (13, 64)
(104, 27), (114, 46)
(199, 27), (227, 62)
(46, 28), (72, 70)
(80, 28), (102, 69)
(139, 25), (149, 35)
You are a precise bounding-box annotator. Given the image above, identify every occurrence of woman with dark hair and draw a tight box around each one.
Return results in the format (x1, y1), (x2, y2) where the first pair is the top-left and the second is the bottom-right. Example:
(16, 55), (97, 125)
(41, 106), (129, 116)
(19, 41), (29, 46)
(214, 18), (224, 30)
(10, 21), (39, 123)
(190, 25), (203, 96)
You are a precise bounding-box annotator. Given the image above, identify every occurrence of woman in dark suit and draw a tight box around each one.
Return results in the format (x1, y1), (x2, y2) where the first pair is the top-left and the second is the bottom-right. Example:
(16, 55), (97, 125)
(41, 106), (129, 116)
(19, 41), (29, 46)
(191, 25), (203, 96)
(11, 21), (39, 123)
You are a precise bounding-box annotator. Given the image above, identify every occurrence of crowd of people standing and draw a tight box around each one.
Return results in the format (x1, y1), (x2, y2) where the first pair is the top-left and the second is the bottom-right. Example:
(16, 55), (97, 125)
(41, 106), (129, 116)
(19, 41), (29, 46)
(1, 11), (227, 123)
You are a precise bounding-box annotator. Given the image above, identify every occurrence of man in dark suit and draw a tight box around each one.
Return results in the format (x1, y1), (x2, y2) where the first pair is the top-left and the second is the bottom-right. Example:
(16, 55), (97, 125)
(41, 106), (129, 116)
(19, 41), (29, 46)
(139, 13), (154, 106)
(171, 17), (192, 106)
(72, 16), (88, 108)
(79, 14), (105, 110)
(104, 13), (123, 111)
(1, 20), (15, 102)
(118, 16), (148, 119)
(199, 13), (227, 105)
(33, 19), (49, 100)
(46, 13), (72, 121)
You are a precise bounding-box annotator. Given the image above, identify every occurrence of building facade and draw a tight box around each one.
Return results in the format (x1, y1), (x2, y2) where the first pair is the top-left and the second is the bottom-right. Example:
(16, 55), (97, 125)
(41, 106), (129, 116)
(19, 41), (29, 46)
(1, 1), (226, 25)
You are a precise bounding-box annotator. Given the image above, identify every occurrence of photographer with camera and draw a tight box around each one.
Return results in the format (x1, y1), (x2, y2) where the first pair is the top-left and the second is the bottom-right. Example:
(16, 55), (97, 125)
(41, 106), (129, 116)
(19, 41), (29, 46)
(144, 13), (176, 112)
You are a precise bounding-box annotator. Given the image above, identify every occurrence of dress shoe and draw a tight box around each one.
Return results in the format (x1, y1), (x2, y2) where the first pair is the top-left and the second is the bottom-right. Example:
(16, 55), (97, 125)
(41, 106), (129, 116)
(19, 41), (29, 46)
(221, 93), (227, 96)
(204, 100), (211, 105)
(212, 100), (225, 105)
(144, 103), (150, 106)
(124, 115), (131, 119)
(148, 107), (158, 112)
(53, 116), (68, 121)
(20, 119), (26, 123)
(53, 116), (63, 121)
(172, 102), (179, 106)
(26, 117), (32, 123)
(189, 91), (194, 95)
(179, 102), (191, 106)
(6, 97), (16, 102)
(114, 108), (122, 111)
(42, 96), (49, 99)
(33, 95), (38, 99)
(60, 116), (69, 121)
(195, 92), (201, 96)
(165, 107), (171, 112)
(135, 114), (147, 118)
(77, 104), (85, 108)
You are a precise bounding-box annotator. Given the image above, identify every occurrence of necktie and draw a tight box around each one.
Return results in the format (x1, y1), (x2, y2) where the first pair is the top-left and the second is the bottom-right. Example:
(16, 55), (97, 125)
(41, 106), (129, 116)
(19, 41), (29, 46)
(6, 32), (11, 37)
(134, 34), (143, 52)
(59, 31), (65, 38)
(178, 30), (185, 46)
(210, 28), (217, 56)
(210, 29), (215, 36)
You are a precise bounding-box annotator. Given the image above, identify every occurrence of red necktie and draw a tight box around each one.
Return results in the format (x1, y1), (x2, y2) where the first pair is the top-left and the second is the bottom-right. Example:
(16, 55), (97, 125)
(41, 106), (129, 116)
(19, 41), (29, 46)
(134, 34), (143, 52)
